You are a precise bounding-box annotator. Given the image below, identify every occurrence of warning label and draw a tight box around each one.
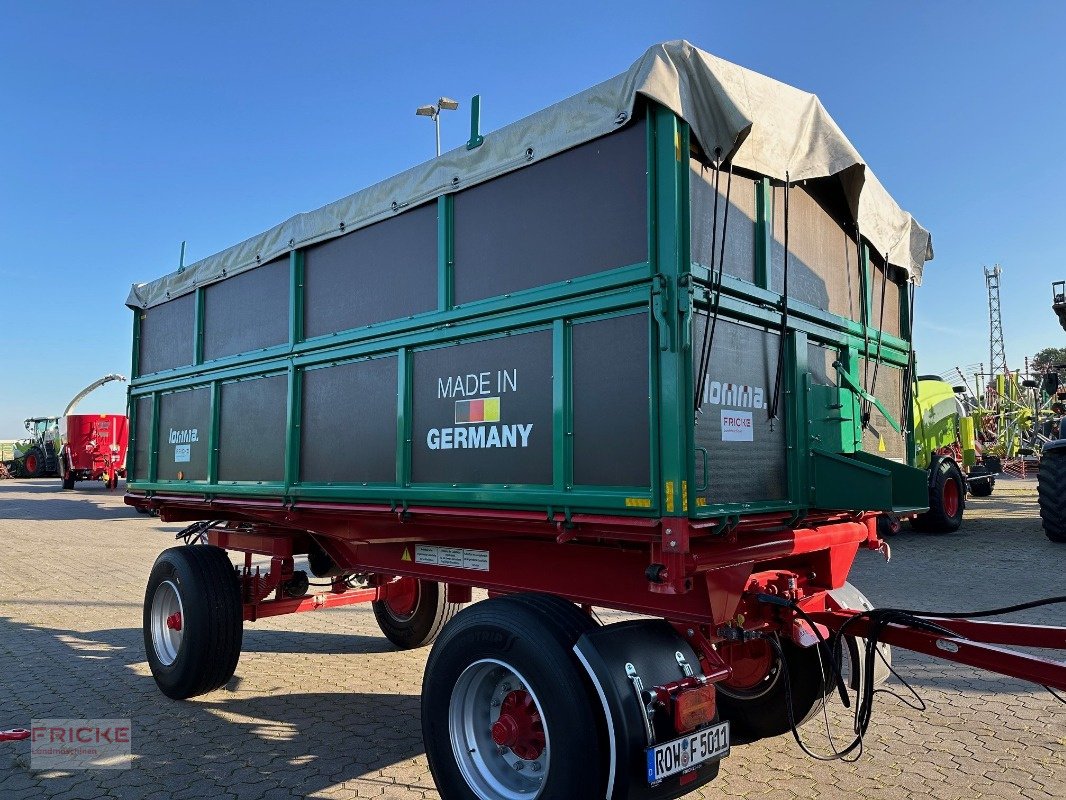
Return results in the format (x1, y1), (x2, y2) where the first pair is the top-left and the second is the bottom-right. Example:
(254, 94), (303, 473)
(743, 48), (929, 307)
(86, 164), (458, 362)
(414, 545), (490, 571)
(174, 444), (191, 463)
(720, 410), (754, 442)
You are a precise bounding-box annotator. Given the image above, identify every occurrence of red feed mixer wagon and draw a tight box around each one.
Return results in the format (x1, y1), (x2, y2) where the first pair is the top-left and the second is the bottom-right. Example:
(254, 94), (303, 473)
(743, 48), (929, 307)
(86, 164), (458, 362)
(61, 413), (129, 490)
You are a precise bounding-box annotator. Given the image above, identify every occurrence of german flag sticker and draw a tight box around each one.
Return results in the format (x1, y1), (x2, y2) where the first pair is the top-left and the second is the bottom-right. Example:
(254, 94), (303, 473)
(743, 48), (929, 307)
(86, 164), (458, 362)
(455, 397), (501, 424)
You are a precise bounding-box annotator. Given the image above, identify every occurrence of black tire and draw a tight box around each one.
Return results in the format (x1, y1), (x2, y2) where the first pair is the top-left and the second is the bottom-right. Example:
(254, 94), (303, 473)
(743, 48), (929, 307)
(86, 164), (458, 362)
(1038, 448), (1066, 543)
(912, 459), (965, 533)
(715, 637), (831, 741)
(61, 466), (76, 490)
(421, 593), (604, 800)
(969, 474), (994, 497)
(372, 578), (461, 649)
(143, 545), (243, 699)
(22, 447), (45, 478)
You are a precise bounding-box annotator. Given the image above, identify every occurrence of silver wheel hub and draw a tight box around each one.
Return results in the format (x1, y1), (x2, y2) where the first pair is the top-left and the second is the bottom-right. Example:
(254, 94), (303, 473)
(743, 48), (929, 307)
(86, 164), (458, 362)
(449, 659), (549, 800)
(150, 579), (184, 666)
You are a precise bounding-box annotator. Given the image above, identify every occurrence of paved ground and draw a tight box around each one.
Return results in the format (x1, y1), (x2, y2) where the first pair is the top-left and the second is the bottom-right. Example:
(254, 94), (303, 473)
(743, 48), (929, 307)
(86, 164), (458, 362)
(0, 477), (1062, 799)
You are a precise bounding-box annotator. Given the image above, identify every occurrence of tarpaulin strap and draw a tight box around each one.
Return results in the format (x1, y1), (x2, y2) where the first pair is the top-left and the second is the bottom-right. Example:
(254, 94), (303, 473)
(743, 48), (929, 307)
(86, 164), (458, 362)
(865, 253), (891, 429)
(690, 151), (733, 420)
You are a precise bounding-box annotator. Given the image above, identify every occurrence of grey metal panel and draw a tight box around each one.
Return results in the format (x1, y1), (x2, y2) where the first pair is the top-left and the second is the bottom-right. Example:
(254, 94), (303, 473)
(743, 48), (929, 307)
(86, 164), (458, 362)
(859, 360), (906, 460)
(771, 184), (860, 321)
(156, 387), (211, 481)
(301, 357), (398, 483)
(132, 396), (153, 480)
(411, 330), (553, 485)
(693, 316), (787, 503)
(870, 259), (903, 338)
(572, 313), (651, 487)
(690, 167), (757, 284)
(218, 374), (287, 482)
(202, 256), (289, 361)
(303, 203), (437, 339)
(808, 342), (838, 387)
(453, 120), (647, 305)
(138, 294), (194, 375)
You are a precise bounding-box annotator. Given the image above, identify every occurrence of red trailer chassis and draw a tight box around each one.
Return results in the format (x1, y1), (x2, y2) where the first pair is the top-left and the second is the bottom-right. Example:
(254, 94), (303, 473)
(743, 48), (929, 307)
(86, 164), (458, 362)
(130, 493), (1066, 693)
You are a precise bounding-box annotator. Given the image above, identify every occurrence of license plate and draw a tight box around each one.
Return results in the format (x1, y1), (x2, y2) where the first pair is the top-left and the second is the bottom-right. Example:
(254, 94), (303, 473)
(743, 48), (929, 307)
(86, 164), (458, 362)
(646, 721), (730, 785)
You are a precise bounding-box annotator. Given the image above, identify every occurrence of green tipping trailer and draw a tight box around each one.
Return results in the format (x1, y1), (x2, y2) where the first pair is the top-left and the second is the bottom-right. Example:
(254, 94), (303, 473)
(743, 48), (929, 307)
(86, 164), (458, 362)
(126, 41), (941, 799)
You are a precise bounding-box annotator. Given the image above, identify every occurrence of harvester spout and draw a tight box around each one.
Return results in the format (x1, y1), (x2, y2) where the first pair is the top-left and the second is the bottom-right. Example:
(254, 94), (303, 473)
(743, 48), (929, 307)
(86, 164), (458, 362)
(63, 374), (127, 417)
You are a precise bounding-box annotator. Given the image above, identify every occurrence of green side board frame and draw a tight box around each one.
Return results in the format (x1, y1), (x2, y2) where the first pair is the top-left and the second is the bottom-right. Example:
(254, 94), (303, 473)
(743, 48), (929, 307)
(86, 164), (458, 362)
(128, 101), (919, 521)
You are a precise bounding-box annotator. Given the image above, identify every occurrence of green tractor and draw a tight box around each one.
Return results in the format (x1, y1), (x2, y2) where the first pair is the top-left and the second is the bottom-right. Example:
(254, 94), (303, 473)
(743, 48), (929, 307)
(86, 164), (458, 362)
(910, 377), (998, 533)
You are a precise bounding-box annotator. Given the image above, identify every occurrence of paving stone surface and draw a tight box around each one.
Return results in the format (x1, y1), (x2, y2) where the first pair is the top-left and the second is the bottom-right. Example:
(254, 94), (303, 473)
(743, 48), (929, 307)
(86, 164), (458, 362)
(0, 477), (1062, 798)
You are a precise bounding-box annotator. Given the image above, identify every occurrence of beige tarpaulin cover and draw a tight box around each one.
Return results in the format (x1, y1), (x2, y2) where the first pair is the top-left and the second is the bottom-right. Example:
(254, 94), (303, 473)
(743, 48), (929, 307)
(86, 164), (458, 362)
(127, 40), (932, 309)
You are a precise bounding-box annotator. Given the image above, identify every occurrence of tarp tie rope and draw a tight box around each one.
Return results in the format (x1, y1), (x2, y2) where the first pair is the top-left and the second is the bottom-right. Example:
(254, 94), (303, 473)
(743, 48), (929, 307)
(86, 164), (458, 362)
(865, 253), (891, 433)
(694, 150), (733, 419)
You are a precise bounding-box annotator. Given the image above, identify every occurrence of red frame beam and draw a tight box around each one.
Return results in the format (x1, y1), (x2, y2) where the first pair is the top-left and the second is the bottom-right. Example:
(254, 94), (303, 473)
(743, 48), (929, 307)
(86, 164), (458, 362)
(812, 609), (1066, 692)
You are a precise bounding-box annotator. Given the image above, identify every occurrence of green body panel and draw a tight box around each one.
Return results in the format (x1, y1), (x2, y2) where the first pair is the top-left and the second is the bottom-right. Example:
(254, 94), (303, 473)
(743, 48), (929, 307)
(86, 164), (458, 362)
(128, 102), (919, 520)
(913, 378), (962, 468)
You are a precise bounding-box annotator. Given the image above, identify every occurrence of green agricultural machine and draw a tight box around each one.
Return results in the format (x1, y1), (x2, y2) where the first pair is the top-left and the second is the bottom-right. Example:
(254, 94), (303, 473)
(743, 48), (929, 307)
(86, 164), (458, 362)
(909, 377), (999, 533)
(1038, 282), (1066, 542)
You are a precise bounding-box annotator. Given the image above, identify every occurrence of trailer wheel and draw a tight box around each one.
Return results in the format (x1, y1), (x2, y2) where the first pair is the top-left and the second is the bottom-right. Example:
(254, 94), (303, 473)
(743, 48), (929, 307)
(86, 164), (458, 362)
(422, 594), (604, 800)
(1038, 447), (1066, 543)
(143, 545), (243, 700)
(715, 637), (830, 741)
(61, 466), (76, 490)
(22, 447), (45, 478)
(912, 459), (965, 533)
(372, 578), (460, 649)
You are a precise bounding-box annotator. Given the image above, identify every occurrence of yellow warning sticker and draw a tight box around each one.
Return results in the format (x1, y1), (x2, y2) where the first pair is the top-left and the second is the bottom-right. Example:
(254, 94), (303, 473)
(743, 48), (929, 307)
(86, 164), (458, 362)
(665, 481), (675, 513)
(682, 480), (689, 513)
(625, 497), (652, 508)
(401, 547), (411, 562)
(878, 435), (886, 452)
(696, 497), (708, 507)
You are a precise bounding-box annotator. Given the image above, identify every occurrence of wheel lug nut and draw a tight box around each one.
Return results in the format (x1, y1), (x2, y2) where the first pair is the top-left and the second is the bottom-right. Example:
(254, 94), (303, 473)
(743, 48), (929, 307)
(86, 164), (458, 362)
(514, 761), (525, 771)
(530, 762), (541, 772)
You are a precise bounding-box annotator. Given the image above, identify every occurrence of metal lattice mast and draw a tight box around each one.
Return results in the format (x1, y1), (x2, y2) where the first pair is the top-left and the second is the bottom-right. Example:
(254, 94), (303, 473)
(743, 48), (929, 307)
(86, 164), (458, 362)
(985, 264), (1007, 374)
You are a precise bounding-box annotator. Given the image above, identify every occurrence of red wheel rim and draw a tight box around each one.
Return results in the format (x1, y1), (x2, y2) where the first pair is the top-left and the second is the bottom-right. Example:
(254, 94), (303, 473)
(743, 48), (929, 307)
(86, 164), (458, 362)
(717, 637), (775, 691)
(490, 689), (546, 761)
(383, 577), (419, 618)
(24, 454), (37, 474)
(943, 477), (960, 517)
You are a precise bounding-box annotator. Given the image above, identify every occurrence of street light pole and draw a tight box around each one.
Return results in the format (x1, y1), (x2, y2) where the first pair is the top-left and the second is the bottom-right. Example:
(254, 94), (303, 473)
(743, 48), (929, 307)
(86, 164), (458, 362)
(416, 97), (459, 158)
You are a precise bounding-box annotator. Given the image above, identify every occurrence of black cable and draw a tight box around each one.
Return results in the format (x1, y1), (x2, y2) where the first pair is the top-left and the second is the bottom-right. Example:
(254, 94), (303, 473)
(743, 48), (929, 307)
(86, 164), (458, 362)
(694, 151), (724, 417)
(901, 279), (917, 435)
(768, 175), (790, 425)
(697, 163), (734, 416)
(865, 256), (890, 428)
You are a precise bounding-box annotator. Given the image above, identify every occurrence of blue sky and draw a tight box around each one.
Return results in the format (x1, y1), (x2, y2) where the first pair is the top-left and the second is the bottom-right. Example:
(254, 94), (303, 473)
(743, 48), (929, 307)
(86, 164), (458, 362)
(2, 1), (1064, 438)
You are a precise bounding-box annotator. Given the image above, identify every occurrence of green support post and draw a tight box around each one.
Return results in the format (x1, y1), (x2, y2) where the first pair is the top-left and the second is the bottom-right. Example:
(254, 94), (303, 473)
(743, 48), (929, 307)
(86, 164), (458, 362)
(397, 348), (411, 488)
(207, 382), (221, 484)
(437, 195), (454, 311)
(284, 366), (301, 489)
(787, 331), (809, 505)
(290, 251), (304, 345)
(193, 287), (205, 365)
(755, 177), (773, 290)
(148, 393), (160, 484)
(552, 319), (571, 493)
(650, 106), (691, 516)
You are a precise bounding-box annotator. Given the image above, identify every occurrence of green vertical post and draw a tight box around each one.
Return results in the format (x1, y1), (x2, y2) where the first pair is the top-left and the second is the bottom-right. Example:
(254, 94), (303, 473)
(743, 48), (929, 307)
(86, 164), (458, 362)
(467, 94), (484, 150)
(650, 106), (691, 516)
(284, 366), (301, 488)
(397, 348), (412, 488)
(207, 382), (221, 484)
(290, 250), (304, 345)
(787, 331), (810, 504)
(552, 319), (571, 492)
(148, 392), (160, 483)
(755, 177), (773, 290)
(437, 195), (454, 311)
(193, 287), (205, 365)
